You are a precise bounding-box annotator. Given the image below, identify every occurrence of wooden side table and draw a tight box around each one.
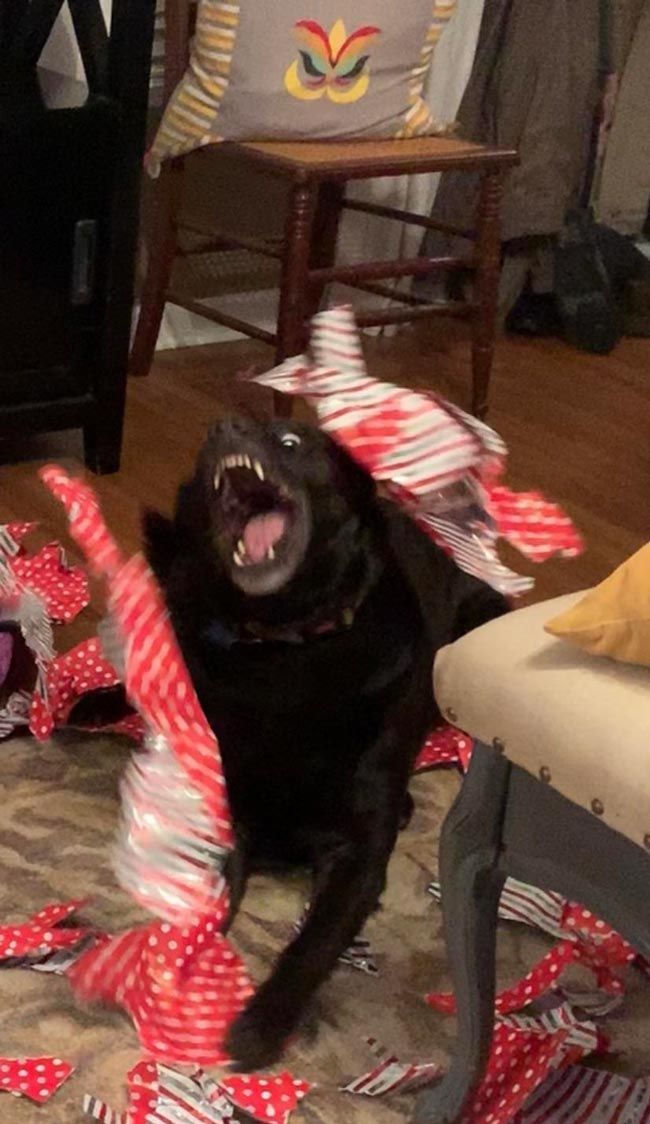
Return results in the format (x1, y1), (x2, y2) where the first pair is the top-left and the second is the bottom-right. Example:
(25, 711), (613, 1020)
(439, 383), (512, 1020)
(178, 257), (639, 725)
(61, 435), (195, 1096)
(131, 135), (518, 419)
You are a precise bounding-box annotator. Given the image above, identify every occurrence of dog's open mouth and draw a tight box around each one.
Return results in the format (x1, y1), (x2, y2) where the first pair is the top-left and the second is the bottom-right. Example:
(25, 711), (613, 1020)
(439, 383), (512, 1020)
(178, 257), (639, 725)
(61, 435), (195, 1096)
(213, 453), (309, 594)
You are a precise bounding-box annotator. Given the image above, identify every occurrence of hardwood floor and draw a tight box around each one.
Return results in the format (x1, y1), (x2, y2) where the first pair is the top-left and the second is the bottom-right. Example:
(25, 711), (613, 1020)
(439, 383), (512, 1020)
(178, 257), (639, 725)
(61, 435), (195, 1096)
(0, 323), (648, 642)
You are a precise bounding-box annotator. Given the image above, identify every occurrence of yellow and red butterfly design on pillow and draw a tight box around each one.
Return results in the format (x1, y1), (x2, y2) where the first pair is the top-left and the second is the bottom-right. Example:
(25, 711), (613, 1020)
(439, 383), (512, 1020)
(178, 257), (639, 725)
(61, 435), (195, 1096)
(284, 18), (381, 103)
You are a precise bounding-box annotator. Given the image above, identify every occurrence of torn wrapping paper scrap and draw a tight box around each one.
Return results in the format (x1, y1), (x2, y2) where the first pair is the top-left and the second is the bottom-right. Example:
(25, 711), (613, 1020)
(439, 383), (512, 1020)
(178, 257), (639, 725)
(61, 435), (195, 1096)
(249, 306), (582, 595)
(294, 904), (379, 976)
(11, 541), (89, 624)
(0, 519), (89, 740)
(84, 1061), (310, 1124)
(428, 876), (636, 1015)
(122, 1060), (234, 1124)
(415, 724), (473, 773)
(514, 1062), (650, 1123)
(341, 1038), (441, 1097)
(0, 1056), (73, 1103)
(0, 578), (54, 739)
(426, 928), (634, 1018)
(0, 900), (98, 962)
(29, 637), (144, 743)
(428, 876), (566, 939)
(458, 1006), (606, 1124)
(218, 1071), (311, 1124)
(0, 523), (36, 552)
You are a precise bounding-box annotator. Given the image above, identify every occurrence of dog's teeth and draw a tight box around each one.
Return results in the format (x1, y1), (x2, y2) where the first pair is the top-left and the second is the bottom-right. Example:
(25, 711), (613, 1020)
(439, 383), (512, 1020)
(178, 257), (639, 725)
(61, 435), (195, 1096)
(267, 545), (275, 561)
(233, 550), (244, 567)
(214, 471), (221, 490)
(243, 454), (252, 469)
(253, 459), (265, 481)
(237, 539), (246, 556)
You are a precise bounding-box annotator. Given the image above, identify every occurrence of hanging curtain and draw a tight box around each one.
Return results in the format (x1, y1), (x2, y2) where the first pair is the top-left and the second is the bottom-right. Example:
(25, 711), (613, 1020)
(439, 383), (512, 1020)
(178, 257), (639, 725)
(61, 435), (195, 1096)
(593, 2), (650, 236)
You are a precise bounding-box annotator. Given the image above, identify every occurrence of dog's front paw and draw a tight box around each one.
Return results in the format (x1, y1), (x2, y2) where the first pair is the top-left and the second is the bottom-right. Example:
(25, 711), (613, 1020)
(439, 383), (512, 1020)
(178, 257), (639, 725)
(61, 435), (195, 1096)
(226, 993), (294, 1071)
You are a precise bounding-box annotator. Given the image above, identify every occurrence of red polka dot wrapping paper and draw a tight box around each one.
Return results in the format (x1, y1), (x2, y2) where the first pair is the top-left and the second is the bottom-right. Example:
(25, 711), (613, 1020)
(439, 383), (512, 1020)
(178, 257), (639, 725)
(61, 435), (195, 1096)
(426, 914), (635, 1018)
(414, 724), (473, 773)
(425, 875), (643, 1122)
(0, 900), (94, 959)
(29, 637), (145, 743)
(69, 916), (254, 1067)
(11, 541), (89, 623)
(84, 1060), (312, 1124)
(40, 466), (233, 847)
(0, 1057), (73, 1104)
(219, 1071), (311, 1123)
(459, 1016), (600, 1124)
(249, 306), (583, 596)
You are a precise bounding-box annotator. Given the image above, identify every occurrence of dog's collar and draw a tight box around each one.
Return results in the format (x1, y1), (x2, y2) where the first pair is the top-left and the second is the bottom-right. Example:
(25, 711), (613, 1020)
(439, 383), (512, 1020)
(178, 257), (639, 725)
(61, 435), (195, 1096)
(240, 604), (357, 646)
(203, 599), (360, 651)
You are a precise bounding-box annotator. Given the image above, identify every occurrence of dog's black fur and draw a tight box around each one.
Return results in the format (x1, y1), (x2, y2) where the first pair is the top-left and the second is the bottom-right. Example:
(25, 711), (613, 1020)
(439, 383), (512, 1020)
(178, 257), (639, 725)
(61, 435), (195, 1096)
(76, 416), (508, 1069)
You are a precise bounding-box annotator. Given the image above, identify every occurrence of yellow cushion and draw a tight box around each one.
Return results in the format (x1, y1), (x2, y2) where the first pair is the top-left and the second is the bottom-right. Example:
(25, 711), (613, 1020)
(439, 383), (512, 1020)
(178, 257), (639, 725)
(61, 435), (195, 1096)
(545, 543), (650, 666)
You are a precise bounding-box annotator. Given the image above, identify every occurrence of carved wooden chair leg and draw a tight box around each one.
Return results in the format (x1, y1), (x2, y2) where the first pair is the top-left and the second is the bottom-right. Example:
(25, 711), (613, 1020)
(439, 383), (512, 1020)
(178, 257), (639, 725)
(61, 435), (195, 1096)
(129, 158), (183, 377)
(415, 744), (509, 1124)
(305, 180), (344, 321)
(471, 171), (503, 419)
(273, 177), (318, 418)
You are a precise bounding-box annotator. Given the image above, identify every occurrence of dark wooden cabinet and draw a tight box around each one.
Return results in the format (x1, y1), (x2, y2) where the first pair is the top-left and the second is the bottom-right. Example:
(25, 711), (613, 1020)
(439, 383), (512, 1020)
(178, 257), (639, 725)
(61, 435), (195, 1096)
(0, 1), (156, 473)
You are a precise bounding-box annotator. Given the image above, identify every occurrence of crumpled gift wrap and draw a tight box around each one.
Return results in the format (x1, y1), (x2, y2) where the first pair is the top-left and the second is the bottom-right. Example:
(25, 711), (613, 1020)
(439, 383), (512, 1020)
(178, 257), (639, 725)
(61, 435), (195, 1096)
(40, 466), (252, 1066)
(250, 306), (582, 595)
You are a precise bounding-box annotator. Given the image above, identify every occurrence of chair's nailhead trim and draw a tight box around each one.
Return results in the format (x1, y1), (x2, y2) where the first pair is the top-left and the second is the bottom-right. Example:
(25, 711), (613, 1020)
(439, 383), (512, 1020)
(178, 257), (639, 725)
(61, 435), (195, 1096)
(446, 707), (458, 724)
(492, 737), (505, 754)
(591, 798), (604, 816)
(539, 766), (551, 784)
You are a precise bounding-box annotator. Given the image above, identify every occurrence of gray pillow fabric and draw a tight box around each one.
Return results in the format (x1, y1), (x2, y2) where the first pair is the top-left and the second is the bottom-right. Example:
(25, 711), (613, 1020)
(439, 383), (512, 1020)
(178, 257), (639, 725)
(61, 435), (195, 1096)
(148, 0), (458, 173)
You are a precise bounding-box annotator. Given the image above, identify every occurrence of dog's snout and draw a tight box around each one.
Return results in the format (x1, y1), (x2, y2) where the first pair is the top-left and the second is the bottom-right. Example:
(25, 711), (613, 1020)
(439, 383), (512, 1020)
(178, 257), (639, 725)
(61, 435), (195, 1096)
(213, 415), (264, 448)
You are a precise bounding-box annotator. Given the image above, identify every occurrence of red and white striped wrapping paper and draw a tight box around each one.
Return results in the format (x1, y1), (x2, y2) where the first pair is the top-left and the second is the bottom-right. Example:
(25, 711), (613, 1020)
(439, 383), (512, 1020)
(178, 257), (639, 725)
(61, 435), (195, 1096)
(459, 1006), (606, 1124)
(341, 1038), (441, 1097)
(428, 877), (566, 938)
(515, 1064), (650, 1123)
(250, 306), (582, 595)
(83, 1060), (311, 1124)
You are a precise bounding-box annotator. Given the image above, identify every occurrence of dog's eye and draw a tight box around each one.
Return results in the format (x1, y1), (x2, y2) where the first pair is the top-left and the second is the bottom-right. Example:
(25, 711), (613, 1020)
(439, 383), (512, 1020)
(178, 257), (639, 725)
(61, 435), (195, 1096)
(280, 432), (301, 449)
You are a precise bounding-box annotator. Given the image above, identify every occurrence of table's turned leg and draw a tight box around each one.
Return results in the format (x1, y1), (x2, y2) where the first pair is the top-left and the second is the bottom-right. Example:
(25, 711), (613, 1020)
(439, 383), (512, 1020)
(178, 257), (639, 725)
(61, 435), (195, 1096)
(416, 743), (509, 1124)
(471, 171), (502, 419)
(275, 176), (317, 418)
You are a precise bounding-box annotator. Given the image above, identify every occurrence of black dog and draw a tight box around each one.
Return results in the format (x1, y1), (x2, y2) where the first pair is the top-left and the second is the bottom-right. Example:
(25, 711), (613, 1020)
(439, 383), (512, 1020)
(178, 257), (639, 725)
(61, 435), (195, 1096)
(74, 415), (507, 1069)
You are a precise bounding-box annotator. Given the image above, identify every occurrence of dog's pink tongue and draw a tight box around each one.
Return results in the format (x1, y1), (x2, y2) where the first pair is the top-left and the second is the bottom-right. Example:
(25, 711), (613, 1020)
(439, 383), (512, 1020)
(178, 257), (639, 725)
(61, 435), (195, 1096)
(243, 512), (287, 563)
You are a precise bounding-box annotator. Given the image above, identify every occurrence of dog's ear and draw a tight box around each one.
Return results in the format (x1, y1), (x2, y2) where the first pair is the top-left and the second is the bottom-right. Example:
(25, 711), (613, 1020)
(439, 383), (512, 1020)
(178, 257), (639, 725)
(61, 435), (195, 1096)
(142, 509), (179, 582)
(329, 440), (377, 510)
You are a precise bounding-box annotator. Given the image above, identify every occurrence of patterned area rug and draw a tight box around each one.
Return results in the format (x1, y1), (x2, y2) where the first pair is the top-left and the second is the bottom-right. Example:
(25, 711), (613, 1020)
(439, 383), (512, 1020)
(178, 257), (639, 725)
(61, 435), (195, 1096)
(1, 733), (650, 1124)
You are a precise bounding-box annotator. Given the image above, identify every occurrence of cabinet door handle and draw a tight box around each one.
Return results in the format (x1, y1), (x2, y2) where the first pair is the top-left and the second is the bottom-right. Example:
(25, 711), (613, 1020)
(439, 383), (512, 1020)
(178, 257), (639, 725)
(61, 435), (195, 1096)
(70, 219), (97, 306)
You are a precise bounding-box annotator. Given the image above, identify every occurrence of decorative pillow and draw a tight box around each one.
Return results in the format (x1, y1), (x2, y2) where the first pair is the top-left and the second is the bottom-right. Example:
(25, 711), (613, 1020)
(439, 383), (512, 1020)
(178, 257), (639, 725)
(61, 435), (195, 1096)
(545, 542), (650, 666)
(147, 0), (458, 174)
